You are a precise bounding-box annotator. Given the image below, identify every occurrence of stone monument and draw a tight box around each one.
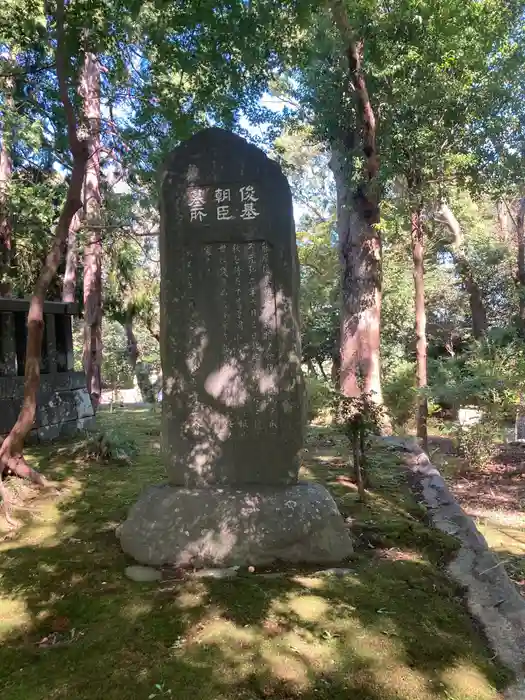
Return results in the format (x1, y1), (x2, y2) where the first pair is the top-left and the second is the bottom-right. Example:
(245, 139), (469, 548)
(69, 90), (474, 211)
(119, 128), (352, 567)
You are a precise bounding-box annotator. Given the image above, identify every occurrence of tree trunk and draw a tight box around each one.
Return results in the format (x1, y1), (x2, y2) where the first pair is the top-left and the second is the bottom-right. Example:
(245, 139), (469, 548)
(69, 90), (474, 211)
(435, 202), (487, 339)
(62, 211), (82, 303)
(124, 319), (139, 370)
(305, 358), (317, 376)
(0, 54), (14, 296)
(0, 0), (89, 485)
(331, 150), (383, 402)
(82, 52), (102, 411)
(316, 359), (328, 382)
(328, 0), (383, 407)
(351, 429), (365, 502)
(411, 207), (428, 452)
(497, 200), (510, 243)
(124, 318), (159, 403)
(517, 198), (525, 333)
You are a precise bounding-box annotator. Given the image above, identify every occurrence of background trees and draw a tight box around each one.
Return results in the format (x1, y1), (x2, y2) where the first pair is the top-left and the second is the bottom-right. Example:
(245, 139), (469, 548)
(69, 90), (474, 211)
(0, 0), (524, 462)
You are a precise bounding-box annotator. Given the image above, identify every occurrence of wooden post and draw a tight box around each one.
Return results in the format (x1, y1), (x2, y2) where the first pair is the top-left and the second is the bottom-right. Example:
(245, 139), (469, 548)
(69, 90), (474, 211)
(0, 312), (16, 376)
(45, 314), (57, 374)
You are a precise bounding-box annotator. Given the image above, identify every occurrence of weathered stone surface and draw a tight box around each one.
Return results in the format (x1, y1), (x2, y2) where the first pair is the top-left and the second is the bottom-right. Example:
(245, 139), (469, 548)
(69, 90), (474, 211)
(39, 391), (77, 427)
(121, 129), (350, 570)
(124, 565), (162, 582)
(37, 424), (62, 442)
(160, 128), (303, 488)
(0, 301), (90, 442)
(119, 482), (353, 568)
(77, 416), (96, 432)
(73, 388), (94, 419)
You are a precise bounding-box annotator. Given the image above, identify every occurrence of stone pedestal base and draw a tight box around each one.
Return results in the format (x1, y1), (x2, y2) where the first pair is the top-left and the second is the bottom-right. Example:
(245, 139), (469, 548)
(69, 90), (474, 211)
(119, 482), (353, 568)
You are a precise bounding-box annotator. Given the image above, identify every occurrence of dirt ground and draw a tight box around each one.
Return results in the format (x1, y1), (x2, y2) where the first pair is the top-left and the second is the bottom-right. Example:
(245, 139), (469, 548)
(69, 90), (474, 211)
(429, 437), (525, 595)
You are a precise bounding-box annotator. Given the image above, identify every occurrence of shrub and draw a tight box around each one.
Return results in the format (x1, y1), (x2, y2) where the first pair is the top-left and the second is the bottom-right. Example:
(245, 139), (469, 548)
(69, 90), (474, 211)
(453, 416), (500, 469)
(382, 359), (417, 428)
(304, 375), (333, 422)
(76, 428), (139, 465)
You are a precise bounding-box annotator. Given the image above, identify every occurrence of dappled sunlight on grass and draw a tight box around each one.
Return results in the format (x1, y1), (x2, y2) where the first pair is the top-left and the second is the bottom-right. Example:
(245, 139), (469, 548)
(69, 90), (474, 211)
(0, 597), (30, 641)
(0, 411), (514, 699)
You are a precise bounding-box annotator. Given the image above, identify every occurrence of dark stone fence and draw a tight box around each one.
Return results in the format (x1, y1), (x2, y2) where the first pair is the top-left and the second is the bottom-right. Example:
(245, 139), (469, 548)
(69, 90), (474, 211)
(0, 298), (94, 442)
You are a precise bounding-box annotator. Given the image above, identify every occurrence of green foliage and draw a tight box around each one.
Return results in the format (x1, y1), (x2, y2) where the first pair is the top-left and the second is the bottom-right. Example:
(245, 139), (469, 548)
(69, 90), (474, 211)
(382, 359), (417, 429)
(304, 375), (333, 422)
(430, 331), (525, 417)
(333, 392), (386, 446)
(453, 417), (500, 470)
(102, 321), (135, 395)
(77, 427), (139, 465)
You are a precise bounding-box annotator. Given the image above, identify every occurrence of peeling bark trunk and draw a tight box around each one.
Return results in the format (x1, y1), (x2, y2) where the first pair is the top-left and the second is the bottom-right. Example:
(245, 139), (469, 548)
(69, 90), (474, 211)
(0, 0), (89, 487)
(497, 200), (510, 243)
(435, 202), (487, 339)
(517, 198), (525, 333)
(411, 207), (428, 452)
(82, 52), (102, 411)
(124, 319), (139, 370)
(328, 0), (383, 407)
(0, 55), (14, 296)
(62, 211), (82, 303)
(331, 150), (383, 402)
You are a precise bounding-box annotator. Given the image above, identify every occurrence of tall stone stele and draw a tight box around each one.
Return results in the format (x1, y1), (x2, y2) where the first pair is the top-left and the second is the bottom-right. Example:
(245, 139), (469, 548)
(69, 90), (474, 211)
(119, 128), (352, 567)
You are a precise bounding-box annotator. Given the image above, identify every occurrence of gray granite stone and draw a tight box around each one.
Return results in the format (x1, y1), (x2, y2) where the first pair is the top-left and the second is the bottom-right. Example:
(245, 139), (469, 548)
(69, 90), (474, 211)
(73, 388), (94, 419)
(160, 128), (303, 488)
(121, 129), (351, 570)
(0, 304), (89, 443)
(125, 565), (162, 582)
(37, 424), (62, 442)
(77, 416), (96, 432)
(119, 482), (353, 568)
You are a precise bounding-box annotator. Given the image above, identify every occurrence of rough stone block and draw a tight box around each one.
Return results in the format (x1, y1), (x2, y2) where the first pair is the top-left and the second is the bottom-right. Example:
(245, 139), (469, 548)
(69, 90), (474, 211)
(161, 128), (303, 488)
(73, 388), (94, 419)
(37, 424), (62, 442)
(119, 482), (353, 568)
(77, 416), (96, 432)
(39, 391), (77, 427)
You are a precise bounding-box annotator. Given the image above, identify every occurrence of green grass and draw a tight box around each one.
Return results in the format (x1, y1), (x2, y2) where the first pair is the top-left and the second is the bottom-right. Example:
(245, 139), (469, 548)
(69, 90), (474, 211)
(0, 409), (513, 700)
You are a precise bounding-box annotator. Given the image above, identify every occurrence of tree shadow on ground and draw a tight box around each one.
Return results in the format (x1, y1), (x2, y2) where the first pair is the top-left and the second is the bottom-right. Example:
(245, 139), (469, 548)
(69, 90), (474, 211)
(0, 411), (514, 700)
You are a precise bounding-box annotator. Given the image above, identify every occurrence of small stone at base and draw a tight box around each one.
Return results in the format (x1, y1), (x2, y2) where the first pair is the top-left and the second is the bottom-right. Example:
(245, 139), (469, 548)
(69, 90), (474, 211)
(125, 565), (162, 582)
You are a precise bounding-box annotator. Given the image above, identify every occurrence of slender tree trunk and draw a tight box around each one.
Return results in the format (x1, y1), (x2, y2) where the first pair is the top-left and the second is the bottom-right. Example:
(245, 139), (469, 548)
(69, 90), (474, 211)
(497, 200), (510, 243)
(0, 54), (14, 296)
(123, 317), (159, 403)
(124, 319), (139, 370)
(435, 202), (487, 339)
(517, 198), (525, 333)
(328, 0), (383, 407)
(305, 358), (317, 376)
(411, 207), (428, 452)
(331, 349), (340, 386)
(0, 0), (89, 485)
(62, 211), (82, 302)
(82, 52), (102, 411)
(317, 359), (329, 382)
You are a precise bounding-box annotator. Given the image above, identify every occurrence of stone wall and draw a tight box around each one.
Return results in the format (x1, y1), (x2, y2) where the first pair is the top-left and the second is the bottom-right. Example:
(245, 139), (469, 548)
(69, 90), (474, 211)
(0, 371), (95, 442)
